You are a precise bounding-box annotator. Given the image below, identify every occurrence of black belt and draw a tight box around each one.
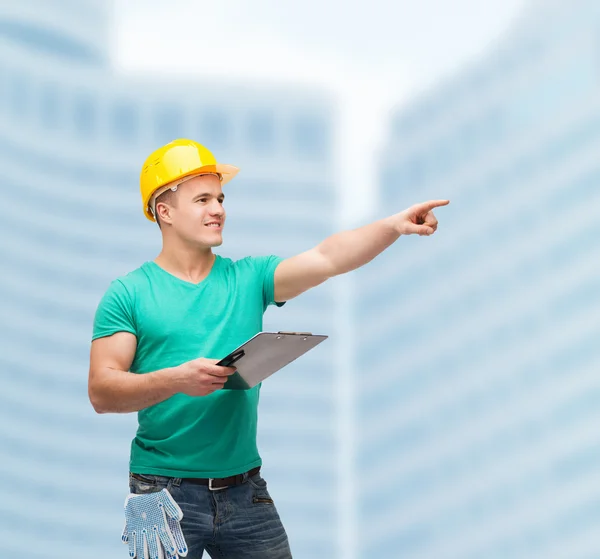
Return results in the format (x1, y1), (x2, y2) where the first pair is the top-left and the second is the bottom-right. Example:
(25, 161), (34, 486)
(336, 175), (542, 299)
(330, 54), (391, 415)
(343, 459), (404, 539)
(185, 466), (261, 491)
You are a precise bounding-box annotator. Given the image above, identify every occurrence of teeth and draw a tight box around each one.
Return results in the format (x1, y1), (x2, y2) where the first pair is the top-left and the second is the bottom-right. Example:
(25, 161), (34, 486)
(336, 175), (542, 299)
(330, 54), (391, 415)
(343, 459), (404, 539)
(206, 224), (220, 227)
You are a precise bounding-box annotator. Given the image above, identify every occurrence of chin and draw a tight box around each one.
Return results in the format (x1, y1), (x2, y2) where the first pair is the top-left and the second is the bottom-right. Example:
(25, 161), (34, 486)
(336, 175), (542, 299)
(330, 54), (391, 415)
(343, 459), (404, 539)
(207, 236), (224, 247)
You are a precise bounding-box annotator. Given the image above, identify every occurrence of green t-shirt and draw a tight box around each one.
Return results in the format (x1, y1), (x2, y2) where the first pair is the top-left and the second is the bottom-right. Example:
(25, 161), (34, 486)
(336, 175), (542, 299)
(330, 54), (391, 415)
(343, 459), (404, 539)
(92, 254), (285, 478)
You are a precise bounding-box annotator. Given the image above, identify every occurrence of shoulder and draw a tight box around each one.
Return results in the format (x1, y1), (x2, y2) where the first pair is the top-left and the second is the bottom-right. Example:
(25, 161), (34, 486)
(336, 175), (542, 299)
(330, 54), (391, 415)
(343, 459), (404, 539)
(118, 264), (152, 288)
(99, 264), (151, 302)
(216, 255), (258, 275)
(93, 268), (145, 339)
(228, 255), (284, 273)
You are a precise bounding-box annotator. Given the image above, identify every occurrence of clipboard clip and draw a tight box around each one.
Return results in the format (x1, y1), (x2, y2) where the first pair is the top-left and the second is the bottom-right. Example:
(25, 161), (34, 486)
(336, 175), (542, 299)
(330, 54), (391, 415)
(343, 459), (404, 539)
(217, 348), (245, 367)
(277, 331), (312, 336)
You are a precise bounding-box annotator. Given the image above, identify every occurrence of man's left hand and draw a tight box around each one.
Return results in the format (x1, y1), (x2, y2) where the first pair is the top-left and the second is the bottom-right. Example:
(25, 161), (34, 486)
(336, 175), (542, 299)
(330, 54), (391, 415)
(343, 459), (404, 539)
(393, 199), (450, 236)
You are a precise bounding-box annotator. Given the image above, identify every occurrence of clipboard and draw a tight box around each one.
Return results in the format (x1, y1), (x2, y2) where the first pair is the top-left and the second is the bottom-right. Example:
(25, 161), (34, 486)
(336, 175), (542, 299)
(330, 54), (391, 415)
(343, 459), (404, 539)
(216, 331), (328, 390)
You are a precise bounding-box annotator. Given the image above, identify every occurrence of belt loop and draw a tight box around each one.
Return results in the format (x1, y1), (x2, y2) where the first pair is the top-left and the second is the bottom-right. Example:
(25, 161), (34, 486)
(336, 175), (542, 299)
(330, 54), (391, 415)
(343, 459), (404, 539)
(172, 477), (182, 487)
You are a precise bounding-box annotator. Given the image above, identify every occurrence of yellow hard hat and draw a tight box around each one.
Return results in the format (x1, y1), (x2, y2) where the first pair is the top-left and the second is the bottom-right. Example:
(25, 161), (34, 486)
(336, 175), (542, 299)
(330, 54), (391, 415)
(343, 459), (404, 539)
(140, 138), (239, 222)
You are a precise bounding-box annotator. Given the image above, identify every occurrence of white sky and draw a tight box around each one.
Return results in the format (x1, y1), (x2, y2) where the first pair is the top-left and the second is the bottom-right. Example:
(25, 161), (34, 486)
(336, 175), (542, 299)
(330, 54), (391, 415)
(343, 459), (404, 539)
(114, 0), (525, 222)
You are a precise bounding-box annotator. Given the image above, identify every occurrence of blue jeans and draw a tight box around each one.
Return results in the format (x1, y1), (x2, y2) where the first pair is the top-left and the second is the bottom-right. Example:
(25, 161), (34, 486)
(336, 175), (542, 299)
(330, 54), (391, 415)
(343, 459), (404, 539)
(128, 470), (293, 559)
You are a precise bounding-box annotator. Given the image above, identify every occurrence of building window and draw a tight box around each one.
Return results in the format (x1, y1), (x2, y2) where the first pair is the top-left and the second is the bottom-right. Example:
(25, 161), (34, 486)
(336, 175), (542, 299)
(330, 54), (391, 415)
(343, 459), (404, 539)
(39, 81), (61, 130)
(199, 109), (230, 149)
(245, 110), (275, 153)
(290, 114), (329, 160)
(8, 70), (29, 119)
(72, 92), (95, 138)
(111, 100), (138, 143)
(154, 104), (183, 144)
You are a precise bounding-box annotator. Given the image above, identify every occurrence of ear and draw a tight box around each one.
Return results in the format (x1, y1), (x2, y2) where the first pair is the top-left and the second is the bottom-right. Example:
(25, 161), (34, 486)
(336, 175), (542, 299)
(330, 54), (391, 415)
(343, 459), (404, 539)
(155, 202), (173, 226)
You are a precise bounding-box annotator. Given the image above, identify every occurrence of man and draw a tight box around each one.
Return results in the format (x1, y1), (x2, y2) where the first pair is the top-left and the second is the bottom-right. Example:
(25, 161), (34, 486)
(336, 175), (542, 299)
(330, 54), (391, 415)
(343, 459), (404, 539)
(88, 138), (449, 559)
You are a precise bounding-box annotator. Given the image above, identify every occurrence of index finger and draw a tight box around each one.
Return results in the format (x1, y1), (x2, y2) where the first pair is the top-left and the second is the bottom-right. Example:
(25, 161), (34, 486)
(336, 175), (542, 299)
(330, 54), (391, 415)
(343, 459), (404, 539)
(413, 199), (450, 213)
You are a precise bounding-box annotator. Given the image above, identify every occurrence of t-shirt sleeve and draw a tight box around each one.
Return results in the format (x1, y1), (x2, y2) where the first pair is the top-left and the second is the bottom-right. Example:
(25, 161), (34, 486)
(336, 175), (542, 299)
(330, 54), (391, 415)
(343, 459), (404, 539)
(250, 255), (286, 311)
(92, 279), (137, 341)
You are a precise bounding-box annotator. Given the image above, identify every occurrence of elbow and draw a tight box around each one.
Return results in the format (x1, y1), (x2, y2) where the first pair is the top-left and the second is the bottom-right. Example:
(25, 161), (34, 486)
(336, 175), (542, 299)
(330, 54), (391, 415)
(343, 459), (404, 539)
(88, 386), (108, 414)
(90, 398), (107, 415)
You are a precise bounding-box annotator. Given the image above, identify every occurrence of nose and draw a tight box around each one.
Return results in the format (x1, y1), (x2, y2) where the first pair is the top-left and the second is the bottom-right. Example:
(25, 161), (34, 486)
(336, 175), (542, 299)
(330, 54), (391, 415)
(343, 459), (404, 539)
(209, 199), (224, 217)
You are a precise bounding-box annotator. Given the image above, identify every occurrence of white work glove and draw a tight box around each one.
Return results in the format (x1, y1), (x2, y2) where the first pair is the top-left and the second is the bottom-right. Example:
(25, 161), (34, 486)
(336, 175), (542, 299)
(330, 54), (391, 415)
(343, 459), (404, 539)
(121, 488), (189, 559)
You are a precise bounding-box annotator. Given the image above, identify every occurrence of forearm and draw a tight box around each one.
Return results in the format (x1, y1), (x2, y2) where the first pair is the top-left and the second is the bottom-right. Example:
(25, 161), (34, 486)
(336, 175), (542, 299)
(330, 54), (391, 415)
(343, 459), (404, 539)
(89, 367), (182, 414)
(316, 216), (400, 276)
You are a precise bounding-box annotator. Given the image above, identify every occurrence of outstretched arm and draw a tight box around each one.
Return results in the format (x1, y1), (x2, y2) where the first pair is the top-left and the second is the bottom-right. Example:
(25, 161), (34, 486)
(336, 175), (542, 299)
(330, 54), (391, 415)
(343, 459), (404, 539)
(273, 199), (449, 302)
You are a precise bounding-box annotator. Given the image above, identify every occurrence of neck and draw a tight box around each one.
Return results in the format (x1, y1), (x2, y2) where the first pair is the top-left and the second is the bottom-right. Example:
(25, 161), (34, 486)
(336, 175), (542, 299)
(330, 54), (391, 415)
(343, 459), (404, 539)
(154, 237), (216, 283)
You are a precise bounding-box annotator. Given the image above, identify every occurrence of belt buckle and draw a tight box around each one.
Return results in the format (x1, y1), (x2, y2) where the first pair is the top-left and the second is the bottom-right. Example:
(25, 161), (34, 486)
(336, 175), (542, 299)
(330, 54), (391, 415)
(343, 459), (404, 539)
(208, 478), (225, 491)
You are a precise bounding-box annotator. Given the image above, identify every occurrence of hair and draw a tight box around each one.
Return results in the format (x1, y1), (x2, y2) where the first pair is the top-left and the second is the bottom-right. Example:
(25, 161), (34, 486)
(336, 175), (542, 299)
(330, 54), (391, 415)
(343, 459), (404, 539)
(154, 188), (178, 229)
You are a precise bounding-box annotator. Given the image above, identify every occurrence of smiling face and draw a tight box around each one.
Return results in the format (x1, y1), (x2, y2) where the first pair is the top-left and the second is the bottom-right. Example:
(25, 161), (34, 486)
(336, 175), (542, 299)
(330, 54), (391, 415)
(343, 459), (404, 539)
(154, 174), (226, 248)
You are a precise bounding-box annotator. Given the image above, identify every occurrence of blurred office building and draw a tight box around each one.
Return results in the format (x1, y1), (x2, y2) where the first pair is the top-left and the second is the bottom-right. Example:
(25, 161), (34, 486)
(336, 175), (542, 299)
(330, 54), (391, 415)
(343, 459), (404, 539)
(355, 1), (600, 557)
(0, 1), (339, 557)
